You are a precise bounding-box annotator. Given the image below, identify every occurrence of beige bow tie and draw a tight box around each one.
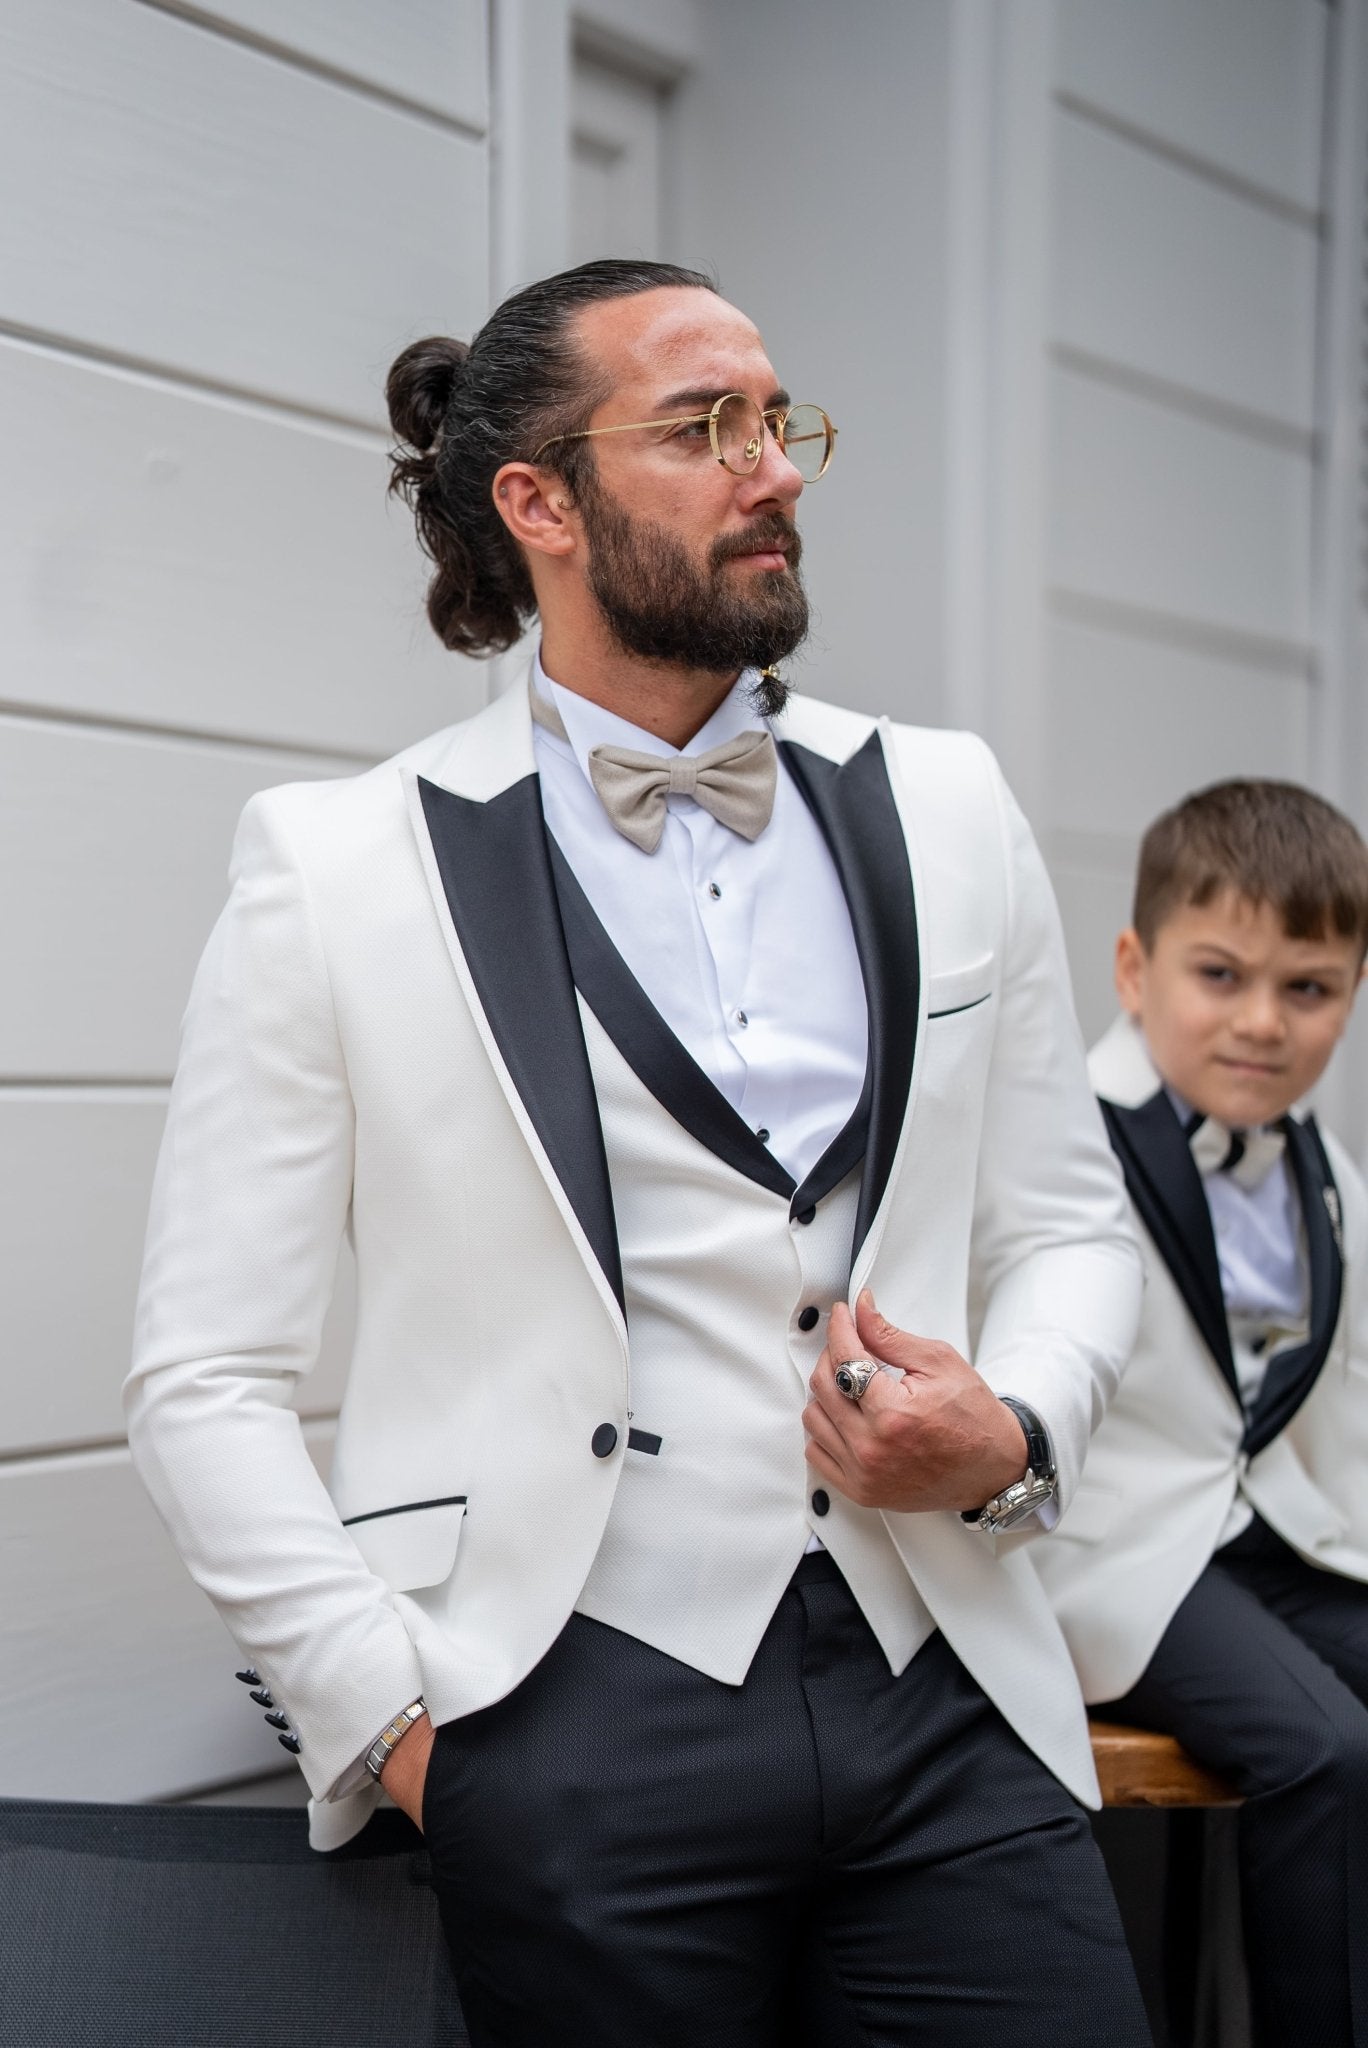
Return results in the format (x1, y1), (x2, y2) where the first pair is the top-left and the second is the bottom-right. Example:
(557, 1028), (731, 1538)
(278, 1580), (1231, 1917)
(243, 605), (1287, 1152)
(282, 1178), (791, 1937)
(530, 685), (778, 855)
(1188, 1114), (1287, 1193)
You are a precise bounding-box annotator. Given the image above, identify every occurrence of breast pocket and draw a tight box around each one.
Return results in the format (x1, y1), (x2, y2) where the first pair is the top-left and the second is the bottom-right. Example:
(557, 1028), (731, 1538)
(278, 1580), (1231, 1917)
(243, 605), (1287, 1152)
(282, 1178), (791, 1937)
(925, 953), (995, 1021)
(342, 1494), (467, 1591)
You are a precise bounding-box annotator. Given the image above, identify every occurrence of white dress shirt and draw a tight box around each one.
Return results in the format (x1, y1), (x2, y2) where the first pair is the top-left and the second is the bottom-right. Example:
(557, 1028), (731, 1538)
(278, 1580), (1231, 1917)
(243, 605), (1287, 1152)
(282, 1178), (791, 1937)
(531, 652), (868, 1184)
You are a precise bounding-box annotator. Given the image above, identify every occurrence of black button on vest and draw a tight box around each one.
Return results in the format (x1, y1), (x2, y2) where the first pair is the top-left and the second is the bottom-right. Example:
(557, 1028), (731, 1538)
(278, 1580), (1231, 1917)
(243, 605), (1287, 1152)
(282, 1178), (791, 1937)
(797, 1306), (820, 1332)
(812, 1490), (830, 1517)
(591, 1423), (619, 1458)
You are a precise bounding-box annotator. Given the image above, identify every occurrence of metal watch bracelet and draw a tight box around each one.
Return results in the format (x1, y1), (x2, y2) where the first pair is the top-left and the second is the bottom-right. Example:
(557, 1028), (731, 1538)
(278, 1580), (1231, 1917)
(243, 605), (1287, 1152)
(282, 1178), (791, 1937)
(365, 1697), (428, 1781)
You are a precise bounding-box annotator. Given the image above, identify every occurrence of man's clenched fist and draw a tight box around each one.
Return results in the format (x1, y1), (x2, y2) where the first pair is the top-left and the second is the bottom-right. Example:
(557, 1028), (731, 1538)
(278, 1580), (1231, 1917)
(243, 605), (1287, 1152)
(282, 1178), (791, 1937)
(803, 1292), (1028, 1513)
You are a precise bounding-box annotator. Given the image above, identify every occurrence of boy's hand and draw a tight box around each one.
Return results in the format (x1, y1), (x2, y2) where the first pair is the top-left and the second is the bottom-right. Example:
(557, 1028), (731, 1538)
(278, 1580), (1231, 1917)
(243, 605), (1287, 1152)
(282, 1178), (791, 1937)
(803, 1292), (1028, 1513)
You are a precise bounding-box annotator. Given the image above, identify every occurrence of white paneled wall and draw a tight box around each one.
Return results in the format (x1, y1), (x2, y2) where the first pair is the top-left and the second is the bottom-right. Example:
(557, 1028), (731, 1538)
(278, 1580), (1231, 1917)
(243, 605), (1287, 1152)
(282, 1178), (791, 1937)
(1042, 0), (1330, 1043)
(1, 0), (490, 1803)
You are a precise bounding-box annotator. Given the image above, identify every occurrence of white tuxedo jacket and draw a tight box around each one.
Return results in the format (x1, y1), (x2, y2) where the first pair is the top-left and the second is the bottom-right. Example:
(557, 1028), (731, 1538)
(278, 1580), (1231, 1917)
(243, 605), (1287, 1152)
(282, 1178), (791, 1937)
(1035, 1016), (1368, 1706)
(126, 681), (1141, 1847)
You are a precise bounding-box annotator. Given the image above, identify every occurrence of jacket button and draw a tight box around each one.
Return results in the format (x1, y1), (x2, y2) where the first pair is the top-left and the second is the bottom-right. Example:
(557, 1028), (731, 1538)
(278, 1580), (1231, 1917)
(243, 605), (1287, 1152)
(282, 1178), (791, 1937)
(591, 1423), (619, 1458)
(249, 1687), (274, 1709)
(234, 1668), (260, 1686)
(264, 1710), (291, 1731)
(278, 1732), (302, 1754)
(797, 1306), (820, 1332)
(812, 1490), (830, 1516)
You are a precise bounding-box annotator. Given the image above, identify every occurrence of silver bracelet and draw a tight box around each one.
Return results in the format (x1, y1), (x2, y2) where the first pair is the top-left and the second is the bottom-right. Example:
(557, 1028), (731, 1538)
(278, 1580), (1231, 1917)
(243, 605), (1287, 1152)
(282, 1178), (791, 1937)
(365, 1696), (428, 1781)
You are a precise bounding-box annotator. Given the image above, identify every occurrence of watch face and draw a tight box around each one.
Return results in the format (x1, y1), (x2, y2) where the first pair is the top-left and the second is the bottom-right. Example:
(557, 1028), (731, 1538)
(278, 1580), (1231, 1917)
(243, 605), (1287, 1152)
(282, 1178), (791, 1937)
(984, 1474), (1056, 1533)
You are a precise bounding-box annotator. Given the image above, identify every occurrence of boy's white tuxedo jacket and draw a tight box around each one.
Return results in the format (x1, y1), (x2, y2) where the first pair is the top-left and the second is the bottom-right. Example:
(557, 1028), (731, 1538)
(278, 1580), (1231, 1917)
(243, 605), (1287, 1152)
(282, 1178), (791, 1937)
(125, 680), (1140, 1847)
(1035, 1015), (1368, 1706)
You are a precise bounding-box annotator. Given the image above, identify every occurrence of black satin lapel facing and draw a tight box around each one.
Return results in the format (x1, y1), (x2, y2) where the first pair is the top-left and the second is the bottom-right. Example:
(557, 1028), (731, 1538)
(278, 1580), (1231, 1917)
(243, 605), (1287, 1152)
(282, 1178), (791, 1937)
(778, 732), (919, 1253)
(417, 774), (625, 1315)
(1245, 1117), (1345, 1456)
(1100, 1092), (1239, 1399)
(545, 836), (796, 1201)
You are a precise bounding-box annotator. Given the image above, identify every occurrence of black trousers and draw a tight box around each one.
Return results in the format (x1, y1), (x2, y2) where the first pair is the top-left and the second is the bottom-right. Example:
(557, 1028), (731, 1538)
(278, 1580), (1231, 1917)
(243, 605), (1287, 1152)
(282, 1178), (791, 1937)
(1097, 1516), (1368, 2048)
(422, 1553), (1150, 2047)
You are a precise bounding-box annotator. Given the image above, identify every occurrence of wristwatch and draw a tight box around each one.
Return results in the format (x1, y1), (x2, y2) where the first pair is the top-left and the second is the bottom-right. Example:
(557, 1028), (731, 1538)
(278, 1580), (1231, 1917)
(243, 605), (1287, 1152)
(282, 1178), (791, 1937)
(962, 1397), (1057, 1535)
(365, 1697), (428, 1781)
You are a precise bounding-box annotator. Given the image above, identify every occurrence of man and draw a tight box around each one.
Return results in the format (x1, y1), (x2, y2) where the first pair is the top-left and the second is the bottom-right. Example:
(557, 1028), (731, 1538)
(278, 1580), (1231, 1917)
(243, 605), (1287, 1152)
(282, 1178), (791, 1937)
(127, 258), (1149, 2045)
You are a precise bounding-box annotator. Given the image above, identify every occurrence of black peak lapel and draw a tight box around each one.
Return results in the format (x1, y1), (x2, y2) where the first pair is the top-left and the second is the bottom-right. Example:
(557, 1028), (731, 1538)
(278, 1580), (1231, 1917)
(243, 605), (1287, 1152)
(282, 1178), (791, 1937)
(1245, 1116), (1344, 1456)
(1100, 1092), (1239, 1400)
(417, 774), (624, 1316)
(545, 836), (797, 1201)
(778, 732), (919, 1256)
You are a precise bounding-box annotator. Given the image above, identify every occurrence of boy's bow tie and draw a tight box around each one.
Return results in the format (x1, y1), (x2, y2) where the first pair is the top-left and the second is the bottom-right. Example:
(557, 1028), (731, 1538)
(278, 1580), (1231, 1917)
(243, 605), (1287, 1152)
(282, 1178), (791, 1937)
(531, 684), (778, 854)
(1186, 1112), (1288, 1192)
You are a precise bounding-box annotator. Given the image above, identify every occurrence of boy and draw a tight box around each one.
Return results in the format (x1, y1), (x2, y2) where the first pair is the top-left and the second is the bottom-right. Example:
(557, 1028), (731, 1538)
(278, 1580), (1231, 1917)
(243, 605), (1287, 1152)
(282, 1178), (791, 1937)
(1034, 779), (1368, 2046)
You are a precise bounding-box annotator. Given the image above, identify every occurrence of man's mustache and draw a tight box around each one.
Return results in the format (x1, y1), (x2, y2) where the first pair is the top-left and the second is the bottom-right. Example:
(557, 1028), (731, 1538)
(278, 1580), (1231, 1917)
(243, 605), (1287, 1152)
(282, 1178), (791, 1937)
(710, 518), (803, 570)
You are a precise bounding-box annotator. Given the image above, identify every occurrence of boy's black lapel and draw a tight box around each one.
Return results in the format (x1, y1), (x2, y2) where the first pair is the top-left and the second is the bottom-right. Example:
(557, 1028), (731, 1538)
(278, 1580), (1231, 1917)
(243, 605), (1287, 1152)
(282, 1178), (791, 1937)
(1100, 1092), (1240, 1400)
(1245, 1116), (1345, 1455)
(778, 731), (919, 1257)
(417, 774), (625, 1316)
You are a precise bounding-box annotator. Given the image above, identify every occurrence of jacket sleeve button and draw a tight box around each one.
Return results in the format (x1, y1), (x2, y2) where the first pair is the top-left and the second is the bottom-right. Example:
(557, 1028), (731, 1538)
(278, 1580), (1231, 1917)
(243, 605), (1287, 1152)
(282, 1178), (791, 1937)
(812, 1490), (830, 1517)
(591, 1423), (619, 1458)
(278, 1733), (302, 1754)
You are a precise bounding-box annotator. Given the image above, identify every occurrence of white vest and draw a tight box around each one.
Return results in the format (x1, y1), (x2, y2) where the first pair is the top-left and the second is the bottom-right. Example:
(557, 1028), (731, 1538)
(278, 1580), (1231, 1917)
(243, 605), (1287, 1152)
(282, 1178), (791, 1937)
(573, 1001), (936, 1682)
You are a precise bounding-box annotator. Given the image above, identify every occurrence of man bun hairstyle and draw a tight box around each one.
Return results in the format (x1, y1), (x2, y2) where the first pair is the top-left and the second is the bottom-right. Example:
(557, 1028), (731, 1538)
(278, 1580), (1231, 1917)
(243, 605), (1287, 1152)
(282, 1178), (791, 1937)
(387, 257), (717, 657)
(1134, 779), (1368, 960)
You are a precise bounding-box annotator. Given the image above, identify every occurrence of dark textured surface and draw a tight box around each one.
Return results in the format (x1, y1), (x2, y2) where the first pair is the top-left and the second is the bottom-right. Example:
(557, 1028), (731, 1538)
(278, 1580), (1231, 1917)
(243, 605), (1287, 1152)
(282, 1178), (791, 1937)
(0, 1800), (466, 2046)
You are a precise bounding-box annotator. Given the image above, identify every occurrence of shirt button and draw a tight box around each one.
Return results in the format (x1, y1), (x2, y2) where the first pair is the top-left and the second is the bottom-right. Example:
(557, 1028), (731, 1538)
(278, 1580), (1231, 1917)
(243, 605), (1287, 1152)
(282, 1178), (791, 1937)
(798, 1306), (820, 1332)
(591, 1424), (619, 1458)
(708, 882), (722, 900)
(757, 1127), (771, 1144)
(795, 1205), (816, 1227)
(812, 1490), (830, 1517)
(735, 1009), (749, 1029)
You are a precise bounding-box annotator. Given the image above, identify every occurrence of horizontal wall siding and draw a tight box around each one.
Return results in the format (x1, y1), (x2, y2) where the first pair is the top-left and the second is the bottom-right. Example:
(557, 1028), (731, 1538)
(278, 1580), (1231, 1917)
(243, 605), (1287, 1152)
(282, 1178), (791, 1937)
(159, 0), (489, 129)
(1053, 108), (1319, 433)
(0, 1091), (354, 1456)
(1049, 366), (1313, 651)
(1055, 0), (1326, 213)
(0, 338), (477, 757)
(0, 0), (487, 423)
(1044, 616), (1311, 843)
(0, 719), (360, 1078)
(0, 1428), (334, 1801)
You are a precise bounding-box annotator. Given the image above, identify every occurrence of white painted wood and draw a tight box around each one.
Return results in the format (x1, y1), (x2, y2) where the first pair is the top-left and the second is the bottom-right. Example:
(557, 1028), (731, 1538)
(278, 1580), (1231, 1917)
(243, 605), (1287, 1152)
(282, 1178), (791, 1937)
(0, 0), (487, 424)
(490, 0), (571, 300)
(570, 55), (665, 264)
(0, 338), (481, 758)
(0, 719), (356, 1079)
(574, 0), (701, 81)
(1045, 615), (1312, 842)
(1046, 851), (1136, 1049)
(0, 1428), (334, 1801)
(1055, 0), (1327, 215)
(0, 1092), (354, 1455)
(162, 0), (489, 130)
(1053, 107), (1319, 434)
(1049, 365), (1314, 649)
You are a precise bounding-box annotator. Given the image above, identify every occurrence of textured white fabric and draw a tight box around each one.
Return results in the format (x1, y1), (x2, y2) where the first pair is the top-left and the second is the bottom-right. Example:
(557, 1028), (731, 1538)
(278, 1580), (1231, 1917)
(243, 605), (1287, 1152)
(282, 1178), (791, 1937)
(1035, 1014), (1368, 1707)
(572, 1002), (935, 1677)
(124, 680), (1141, 1847)
(534, 654), (867, 1188)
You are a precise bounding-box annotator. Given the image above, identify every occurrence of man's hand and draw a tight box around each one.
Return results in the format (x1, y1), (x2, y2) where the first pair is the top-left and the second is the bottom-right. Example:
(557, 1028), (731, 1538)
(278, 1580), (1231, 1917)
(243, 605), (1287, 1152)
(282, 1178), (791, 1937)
(803, 1292), (1028, 1513)
(379, 1711), (436, 1830)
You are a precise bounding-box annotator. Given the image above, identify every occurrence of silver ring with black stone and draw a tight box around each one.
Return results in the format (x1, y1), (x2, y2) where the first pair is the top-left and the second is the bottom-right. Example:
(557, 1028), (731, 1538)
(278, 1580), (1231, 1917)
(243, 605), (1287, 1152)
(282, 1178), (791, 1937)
(834, 1358), (879, 1401)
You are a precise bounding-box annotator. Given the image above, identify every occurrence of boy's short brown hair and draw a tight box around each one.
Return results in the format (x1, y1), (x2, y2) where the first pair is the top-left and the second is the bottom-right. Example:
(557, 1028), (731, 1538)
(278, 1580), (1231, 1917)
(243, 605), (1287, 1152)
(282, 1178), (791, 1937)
(1134, 779), (1368, 958)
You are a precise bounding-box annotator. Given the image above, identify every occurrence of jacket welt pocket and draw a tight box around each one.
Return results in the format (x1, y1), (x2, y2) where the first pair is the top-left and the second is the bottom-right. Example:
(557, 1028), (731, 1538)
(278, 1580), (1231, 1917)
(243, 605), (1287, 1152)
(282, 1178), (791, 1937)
(925, 953), (995, 1020)
(342, 1494), (467, 1591)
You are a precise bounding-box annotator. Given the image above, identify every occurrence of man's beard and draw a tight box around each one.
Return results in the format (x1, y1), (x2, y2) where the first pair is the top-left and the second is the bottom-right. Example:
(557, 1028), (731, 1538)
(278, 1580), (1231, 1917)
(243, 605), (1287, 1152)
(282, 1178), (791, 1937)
(577, 477), (808, 713)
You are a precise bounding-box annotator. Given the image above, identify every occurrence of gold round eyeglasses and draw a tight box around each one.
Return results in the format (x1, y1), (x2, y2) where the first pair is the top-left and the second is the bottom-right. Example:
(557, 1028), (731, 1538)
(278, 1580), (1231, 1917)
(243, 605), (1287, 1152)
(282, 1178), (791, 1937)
(531, 393), (837, 483)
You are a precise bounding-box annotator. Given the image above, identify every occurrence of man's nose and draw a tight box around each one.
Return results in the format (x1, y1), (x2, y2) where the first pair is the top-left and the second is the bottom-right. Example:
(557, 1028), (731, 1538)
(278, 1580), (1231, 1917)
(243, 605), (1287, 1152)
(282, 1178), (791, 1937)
(738, 427), (804, 508)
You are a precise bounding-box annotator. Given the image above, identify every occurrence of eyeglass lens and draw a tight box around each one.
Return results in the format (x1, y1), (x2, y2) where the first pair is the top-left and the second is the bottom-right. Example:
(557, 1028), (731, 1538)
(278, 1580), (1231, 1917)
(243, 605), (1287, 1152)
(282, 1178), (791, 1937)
(713, 395), (833, 481)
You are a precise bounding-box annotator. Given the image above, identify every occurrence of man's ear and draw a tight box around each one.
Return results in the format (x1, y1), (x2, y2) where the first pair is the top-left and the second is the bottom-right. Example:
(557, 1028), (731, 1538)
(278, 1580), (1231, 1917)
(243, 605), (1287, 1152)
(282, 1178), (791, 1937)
(492, 463), (577, 559)
(1115, 927), (1146, 1018)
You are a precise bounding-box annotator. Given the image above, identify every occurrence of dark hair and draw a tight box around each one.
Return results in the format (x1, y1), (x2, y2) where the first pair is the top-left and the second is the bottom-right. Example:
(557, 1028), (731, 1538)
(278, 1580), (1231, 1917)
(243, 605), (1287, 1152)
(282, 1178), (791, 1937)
(386, 258), (716, 656)
(1134, 779), (1368, 958)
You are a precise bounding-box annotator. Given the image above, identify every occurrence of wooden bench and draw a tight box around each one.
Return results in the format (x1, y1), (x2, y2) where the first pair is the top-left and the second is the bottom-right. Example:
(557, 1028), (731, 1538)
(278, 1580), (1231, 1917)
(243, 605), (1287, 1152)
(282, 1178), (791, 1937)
(1091, 1720), (1242, 1808)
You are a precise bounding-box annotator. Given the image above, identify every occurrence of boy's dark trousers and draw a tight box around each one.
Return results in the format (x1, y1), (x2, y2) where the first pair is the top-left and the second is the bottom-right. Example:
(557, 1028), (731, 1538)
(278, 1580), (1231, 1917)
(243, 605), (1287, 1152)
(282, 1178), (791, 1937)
(1097, 1515), (1368, 2047)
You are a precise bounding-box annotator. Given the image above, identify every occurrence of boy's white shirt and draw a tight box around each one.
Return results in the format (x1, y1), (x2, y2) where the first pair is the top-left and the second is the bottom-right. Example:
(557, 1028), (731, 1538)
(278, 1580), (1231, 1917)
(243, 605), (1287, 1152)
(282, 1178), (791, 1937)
(1034, 1013), (1368, 1706)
